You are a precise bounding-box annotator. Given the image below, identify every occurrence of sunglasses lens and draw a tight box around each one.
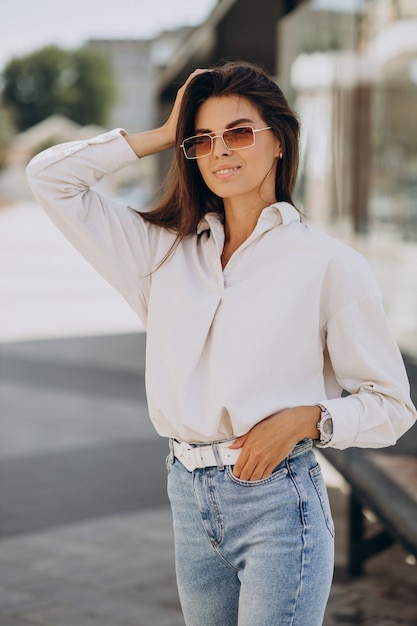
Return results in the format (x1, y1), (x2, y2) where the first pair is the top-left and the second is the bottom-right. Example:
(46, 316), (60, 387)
(223, 127), (254, 149)
(182, 126), (257, 158)
(183, 136), (212, 158)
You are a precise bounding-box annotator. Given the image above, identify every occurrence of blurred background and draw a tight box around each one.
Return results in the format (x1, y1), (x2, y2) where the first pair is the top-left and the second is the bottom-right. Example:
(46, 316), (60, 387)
(0, 1), (417, 624)
(0, 0), (416, 355)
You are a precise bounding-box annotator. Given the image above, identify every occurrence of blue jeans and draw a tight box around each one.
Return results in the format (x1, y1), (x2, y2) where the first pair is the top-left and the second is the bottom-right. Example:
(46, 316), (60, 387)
(167, 439), (334, 626)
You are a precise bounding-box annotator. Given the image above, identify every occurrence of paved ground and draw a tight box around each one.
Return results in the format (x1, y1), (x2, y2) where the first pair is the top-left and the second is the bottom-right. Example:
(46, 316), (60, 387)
(1, 201), (417, 624)
(1, 333), (417, 625)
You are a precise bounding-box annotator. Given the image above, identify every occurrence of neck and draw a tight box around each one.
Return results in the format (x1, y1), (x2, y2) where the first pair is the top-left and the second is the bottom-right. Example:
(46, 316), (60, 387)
(220, 197), (275, 269)
(223, 196), (273, 244)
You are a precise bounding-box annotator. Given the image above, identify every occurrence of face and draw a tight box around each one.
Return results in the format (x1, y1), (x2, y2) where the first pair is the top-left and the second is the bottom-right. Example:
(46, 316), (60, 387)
(192, 95), (281, 211)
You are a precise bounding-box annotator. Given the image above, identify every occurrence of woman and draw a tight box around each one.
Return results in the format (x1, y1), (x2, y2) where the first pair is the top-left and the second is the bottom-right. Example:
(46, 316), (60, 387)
(27, 61), (416, 625)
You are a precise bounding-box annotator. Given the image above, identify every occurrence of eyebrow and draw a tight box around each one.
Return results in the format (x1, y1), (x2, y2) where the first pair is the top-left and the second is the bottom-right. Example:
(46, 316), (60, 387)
(194, 118), (256, 134)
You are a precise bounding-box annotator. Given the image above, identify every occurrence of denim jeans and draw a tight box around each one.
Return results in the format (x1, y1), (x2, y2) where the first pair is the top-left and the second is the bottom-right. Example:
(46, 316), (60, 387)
(167, 439), (334, 626)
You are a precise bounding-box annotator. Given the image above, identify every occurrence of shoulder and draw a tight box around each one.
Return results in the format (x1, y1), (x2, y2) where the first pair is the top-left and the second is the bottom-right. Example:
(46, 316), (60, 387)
(286, 221), (381, 304)
(291, 221), (370, 270)
(306, 225), (383, 319)
(275, 203), (371, 273)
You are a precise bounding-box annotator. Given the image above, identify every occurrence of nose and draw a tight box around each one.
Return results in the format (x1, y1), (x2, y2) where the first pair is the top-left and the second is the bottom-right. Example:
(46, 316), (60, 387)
(211, 134), (232, 156)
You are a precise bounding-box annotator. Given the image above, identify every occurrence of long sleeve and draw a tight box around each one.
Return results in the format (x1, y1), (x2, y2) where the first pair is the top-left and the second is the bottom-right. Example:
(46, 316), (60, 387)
(26, 129), (172, 325)
(318, 250), (416, 449)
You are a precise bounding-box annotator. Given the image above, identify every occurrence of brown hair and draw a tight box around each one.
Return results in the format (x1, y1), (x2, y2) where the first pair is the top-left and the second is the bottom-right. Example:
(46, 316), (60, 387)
(140, 60), (300, 236)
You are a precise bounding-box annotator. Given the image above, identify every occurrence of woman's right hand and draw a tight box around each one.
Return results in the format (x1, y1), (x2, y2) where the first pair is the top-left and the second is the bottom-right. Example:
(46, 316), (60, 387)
(123, 69), (209, 158)
(163, 69), (209, 145)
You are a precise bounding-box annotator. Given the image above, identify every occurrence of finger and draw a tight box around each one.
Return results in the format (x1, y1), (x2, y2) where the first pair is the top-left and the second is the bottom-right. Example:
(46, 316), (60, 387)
(232, 448), (250, 477)
(236, 460), (265, 481)
(228, 435), (248, 449)
(242, 458), (282, 481)
(234, 448), (286, 481)
(167, 69), (210, 129)
(188, 68), (212, 81)
(233, 450), (265, 481)
(180, 68), (210, 92)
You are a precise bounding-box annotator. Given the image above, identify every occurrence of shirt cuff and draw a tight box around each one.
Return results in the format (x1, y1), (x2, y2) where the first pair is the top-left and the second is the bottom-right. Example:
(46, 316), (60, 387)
(315, 397), (361, 449)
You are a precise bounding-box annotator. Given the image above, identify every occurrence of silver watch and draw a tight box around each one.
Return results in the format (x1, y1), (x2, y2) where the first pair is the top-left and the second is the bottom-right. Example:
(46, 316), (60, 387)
(316, 404), (333, 445)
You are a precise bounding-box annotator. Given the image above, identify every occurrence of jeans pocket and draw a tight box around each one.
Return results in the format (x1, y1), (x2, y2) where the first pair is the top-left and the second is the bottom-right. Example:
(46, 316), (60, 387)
(226, 464), (288, 487)
(309, 463), (335, 537)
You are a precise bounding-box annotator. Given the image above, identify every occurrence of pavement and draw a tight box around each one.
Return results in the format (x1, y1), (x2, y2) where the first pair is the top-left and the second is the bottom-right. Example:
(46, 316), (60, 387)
(1, 202), (417, 625)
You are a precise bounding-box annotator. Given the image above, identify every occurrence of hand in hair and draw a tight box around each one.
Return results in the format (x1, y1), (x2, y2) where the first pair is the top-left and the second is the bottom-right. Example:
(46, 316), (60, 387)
(164, 69), (210, 146)
(122, 69), (210, 159)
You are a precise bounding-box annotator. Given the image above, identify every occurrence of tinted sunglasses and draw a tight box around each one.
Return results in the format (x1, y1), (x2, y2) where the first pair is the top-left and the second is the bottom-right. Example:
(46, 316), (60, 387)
(180, 125), (272, 159)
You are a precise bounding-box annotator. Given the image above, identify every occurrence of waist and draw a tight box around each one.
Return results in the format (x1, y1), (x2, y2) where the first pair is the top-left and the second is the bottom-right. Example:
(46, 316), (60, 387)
(170, 437), (313, 472)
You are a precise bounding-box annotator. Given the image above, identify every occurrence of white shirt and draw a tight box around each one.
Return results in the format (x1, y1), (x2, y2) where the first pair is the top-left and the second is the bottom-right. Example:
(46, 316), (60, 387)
(26, 128), (417, 448)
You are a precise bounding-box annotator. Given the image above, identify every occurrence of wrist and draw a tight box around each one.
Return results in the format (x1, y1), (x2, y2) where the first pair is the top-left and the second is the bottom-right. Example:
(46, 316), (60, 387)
(285, 405), (321, 441)
(316, 404), (334, 445)
(123, 126), (175, 158)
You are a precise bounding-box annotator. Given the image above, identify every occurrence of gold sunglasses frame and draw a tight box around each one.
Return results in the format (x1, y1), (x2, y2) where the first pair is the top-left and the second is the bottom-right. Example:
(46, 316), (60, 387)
(180, 125), (272, 159)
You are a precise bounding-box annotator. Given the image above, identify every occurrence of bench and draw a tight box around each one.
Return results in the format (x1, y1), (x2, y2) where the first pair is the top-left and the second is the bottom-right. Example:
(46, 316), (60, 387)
(320, 355), (417, 576)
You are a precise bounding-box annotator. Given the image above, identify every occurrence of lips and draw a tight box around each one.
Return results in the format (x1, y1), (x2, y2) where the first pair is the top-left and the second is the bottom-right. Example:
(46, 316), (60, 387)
(213, 166), (240, 176)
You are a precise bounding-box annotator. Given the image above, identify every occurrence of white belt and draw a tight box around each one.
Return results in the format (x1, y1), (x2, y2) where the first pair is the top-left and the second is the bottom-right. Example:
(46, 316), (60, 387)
(171, 438), (241, 471)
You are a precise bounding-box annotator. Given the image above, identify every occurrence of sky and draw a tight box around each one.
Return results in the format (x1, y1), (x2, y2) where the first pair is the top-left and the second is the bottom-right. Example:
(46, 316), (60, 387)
(0, 0), (218, 70)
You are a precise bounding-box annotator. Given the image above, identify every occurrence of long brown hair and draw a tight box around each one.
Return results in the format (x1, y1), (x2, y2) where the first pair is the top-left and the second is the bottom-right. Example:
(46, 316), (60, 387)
(140, 60), (300, 236)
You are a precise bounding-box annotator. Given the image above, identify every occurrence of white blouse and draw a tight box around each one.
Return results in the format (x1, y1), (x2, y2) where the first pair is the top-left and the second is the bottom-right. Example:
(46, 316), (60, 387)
(26, 129), (416, 447)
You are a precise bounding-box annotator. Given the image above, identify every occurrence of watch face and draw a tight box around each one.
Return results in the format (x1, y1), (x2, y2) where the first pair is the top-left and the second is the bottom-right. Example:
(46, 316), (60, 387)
(322, 417), (333, 436)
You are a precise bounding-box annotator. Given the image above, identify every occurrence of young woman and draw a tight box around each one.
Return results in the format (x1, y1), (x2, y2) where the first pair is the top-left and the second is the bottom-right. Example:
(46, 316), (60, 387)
(27, 61), (416, 625)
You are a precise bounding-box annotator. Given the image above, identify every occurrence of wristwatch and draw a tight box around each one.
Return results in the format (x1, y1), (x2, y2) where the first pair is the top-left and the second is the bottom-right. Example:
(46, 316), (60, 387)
(316, 404), (333, 445)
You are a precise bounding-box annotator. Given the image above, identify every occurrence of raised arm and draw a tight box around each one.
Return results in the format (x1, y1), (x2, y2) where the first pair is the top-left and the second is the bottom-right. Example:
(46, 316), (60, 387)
(25, 69), (209, 322)
(122, 68), (208, 157)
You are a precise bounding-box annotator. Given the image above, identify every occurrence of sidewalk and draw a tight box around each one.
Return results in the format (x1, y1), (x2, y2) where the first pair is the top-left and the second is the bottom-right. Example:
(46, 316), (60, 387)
(1, 202), (417, 624)
(1, 332), (417, 626)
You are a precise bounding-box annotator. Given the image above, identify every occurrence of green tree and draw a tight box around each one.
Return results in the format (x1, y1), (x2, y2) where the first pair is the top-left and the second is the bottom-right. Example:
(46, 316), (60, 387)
(0, 100), (15, 169)
(1, 45), (115, 131)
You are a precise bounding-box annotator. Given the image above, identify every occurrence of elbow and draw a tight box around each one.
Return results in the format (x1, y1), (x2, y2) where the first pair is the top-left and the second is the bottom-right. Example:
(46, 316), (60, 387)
(26, 158), (40, 193)
(397, 402), (417, 440)
(387, 399), (417, 446)
(26, 147), (54, 190)
(26, 170), (38, 203)
(26, 157), (56, 204)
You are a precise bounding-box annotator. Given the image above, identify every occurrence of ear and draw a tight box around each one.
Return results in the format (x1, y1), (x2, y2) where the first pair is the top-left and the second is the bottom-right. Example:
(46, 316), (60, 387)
(274, 137), (282, 159)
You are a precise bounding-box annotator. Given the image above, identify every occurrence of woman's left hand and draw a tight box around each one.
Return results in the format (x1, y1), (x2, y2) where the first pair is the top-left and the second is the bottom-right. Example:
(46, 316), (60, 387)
(228, 406), (320, 481)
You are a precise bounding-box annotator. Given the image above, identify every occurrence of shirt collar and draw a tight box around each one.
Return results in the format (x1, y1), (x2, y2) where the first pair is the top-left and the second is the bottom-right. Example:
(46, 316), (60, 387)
(272, 201), (301, 226)
(197, 213), (218, 235)
(196, 202), (300, 235)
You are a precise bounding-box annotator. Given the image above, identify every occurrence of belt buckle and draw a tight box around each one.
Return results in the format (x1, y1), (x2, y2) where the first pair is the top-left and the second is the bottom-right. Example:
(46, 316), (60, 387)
(179, 443), (203, 471)
(174, 440), (218, 471)
(190, 443), (211, 470)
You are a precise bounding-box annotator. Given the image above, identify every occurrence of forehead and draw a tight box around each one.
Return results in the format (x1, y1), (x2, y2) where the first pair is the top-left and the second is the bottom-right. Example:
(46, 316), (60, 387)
(194, 95), (263, 130)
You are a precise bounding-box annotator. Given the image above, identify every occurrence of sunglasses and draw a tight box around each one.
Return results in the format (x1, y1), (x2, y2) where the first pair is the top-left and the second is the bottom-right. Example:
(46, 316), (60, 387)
(180, 125), (272, 159)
